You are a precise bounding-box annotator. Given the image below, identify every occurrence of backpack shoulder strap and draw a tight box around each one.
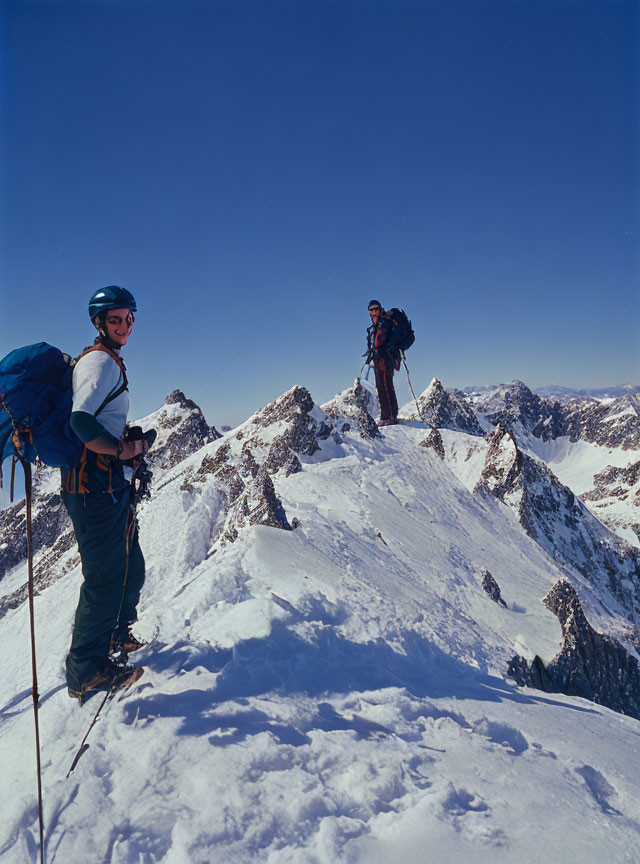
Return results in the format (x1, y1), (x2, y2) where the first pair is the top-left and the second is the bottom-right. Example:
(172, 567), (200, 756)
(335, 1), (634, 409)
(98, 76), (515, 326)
(75, 345), (129, 417)
(77, 344), (127, 374)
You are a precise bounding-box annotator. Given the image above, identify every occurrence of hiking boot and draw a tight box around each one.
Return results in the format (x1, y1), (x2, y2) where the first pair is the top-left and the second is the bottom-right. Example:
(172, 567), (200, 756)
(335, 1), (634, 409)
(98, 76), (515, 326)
(110, 630), (146, 654)
(378, 418), (394, 426)
(68, 658), (142, 704)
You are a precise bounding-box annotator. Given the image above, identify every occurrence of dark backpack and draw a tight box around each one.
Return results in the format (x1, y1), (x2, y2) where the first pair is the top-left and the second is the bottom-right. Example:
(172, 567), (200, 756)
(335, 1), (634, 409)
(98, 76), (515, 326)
(386, 308), (415, 353)
(0, 342), (127, 481)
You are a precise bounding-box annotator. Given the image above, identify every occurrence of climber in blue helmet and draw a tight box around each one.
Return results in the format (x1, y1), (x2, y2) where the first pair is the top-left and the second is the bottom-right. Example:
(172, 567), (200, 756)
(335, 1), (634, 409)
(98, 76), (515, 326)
(62, 286), (156, 703)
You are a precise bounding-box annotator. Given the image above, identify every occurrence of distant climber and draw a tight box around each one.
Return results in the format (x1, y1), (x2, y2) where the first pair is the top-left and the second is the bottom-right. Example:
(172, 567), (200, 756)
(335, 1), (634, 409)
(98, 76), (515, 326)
(365, 300), (402, 426)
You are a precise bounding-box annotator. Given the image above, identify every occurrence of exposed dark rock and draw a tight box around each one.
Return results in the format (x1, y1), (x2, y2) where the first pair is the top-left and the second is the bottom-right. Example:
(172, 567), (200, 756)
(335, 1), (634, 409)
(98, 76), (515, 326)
(265, 436), (303, 477)
(247, 386), (320, 457)
(321, 379), (379, 440)
(579, 461), (640, 540)
(148, 390), (219, 471)
(474, 424), (523, 499)
(252, 386), (313, 428)
(165, 389), (202, 412)
(583, 462), (640, 500)
(0, 492), (70, 581)
(420, 428), (445, 461)
(475, 425), (640, 623)
(470, 380), (565, 441)
(563, 395), (640, 451)
(480, 569), (507, 607)
(240, 444), (260, 478)
(0, 471), (77, 621)
(0, 499), (27, 579)
(508, 579), (640, 720)
(193, 439), (291, 545)
(468, 381), (640, 450)
(244, 469), (291, 532)
(412, 379), (485, 436)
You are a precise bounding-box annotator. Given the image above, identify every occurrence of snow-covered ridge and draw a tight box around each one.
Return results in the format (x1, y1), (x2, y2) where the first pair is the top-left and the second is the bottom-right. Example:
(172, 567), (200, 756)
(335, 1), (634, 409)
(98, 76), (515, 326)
(2, 377), (640, 862)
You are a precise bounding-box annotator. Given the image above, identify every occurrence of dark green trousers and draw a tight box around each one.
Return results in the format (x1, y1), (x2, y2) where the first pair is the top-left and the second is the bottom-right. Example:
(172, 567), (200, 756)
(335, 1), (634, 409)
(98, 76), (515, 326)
(62, 487), (145, 690)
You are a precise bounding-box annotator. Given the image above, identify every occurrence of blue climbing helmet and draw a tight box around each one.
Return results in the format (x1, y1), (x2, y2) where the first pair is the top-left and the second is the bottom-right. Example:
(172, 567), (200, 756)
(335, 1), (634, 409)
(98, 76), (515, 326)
(88, 286), (137, 321)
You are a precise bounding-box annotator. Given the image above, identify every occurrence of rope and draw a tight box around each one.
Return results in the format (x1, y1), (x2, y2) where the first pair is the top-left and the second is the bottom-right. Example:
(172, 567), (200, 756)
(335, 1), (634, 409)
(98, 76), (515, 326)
(401, 352), (434, 430)
(22, 460), (45, 864)
(113, 498), (137, 633)
(112, 461), (146, 646)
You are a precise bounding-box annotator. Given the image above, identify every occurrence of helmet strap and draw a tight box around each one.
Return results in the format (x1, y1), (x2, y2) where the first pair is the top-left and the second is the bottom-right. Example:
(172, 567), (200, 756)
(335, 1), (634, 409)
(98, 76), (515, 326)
(92, 313), (122, 352)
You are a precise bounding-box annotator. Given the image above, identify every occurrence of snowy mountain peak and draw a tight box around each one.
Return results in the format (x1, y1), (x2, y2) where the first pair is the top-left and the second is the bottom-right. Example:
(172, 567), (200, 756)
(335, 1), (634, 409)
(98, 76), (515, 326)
(425, 376), (444, 395)
(476, 424), (640, 625)
(321, 378), (379, 439)
(469, 380), (564, 442)
(137, 390), (220, 473)
(164, 388), (202, 411)
(402, 378), (485, 436)
(474, 424), (521, 497)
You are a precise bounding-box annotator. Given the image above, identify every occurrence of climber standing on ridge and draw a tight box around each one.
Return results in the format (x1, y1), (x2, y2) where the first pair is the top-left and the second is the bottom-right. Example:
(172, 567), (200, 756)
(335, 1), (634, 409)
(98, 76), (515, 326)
(366, 300), (401, 426)
(62, 286), (156, 703)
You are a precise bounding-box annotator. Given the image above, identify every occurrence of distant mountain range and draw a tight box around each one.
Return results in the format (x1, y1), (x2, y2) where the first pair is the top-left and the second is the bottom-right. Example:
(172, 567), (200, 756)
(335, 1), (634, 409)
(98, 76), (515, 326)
(465, 382), (640, 402)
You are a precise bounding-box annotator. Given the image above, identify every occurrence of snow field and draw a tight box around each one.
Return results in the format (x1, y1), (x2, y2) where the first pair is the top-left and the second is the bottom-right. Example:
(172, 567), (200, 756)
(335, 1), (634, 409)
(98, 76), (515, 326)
(1, 415), (640, 862)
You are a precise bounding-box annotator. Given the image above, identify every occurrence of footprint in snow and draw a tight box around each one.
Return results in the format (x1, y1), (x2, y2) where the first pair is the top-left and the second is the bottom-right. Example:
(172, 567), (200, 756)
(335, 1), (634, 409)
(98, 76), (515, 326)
(441, 781), (490, 815)
(575, 765), (623, 816)
(472, 718), (529, 755)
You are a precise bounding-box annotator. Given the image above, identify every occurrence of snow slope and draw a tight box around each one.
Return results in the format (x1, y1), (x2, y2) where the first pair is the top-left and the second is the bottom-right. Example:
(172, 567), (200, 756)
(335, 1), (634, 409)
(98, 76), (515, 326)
(1, 386), (640, 863)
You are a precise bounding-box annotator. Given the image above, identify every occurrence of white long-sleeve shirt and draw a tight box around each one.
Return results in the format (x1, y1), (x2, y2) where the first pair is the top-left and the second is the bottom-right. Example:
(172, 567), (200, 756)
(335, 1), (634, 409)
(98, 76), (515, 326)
(72, 350), (129, 439)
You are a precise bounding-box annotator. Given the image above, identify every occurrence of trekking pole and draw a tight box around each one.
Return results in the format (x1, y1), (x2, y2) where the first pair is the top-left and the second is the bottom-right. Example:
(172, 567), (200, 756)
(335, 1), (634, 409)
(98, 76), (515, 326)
(111, 458), (153, 653)
(21, 459), (45, 864)
(401, 352), (433, 429)
(111, 471), (140, 653)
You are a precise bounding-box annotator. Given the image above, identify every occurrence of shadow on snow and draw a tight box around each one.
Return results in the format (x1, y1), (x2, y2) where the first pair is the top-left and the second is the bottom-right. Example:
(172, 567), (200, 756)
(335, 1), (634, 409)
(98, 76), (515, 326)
(121, 623), (598, 745)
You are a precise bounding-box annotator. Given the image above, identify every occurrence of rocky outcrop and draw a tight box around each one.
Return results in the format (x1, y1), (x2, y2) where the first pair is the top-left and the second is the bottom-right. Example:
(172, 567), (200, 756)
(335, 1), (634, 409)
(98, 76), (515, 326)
(146, 389), (220, 472)
(508, 580), (640, 720)
(420, 428), (445, 461)
(473, 424), (522, 499)
(581, 461), (640, 541)
(475, 425), (640, 623)
(480, 570), (507, 608)
(468, 381), (640, 450)
(409, 379), (485, 435)
(243, 386), (323, 456)
(469, 380), (565, 441)
(0, 478), (78, 620)
(194, 445), (291, 544)
(583, 462), (640, 500)
(179, 386), (342, 547)
(563, 395), (640, 451)
(0, 490), (72, 583)
(462, 381), (640, 547)
(322, 379), (379, 439)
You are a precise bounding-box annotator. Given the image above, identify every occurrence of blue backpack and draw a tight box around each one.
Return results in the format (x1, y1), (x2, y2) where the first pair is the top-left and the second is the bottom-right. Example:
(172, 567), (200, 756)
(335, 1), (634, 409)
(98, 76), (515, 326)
(0, 342), (127, 484)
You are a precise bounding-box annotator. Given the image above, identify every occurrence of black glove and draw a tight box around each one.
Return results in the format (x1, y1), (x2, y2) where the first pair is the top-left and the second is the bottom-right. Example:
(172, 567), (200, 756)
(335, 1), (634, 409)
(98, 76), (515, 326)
(124, 426), (157, 449)
(118, 427), (157, 464)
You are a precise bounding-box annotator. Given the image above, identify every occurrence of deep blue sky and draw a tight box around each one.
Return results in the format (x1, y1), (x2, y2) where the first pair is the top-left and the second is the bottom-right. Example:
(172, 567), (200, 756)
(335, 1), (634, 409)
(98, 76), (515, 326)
(1, 0), (638, 431)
